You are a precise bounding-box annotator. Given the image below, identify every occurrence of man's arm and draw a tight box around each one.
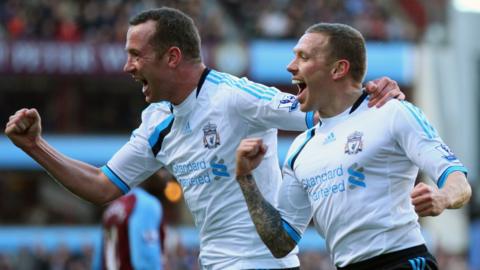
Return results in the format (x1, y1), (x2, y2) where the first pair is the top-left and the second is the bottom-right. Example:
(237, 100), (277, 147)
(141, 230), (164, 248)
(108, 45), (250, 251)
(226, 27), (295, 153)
(411, 171), (471, 216)
(365, 77), (405, 107)
(5, 108), (122, 205)
(236, 138), (297, 257)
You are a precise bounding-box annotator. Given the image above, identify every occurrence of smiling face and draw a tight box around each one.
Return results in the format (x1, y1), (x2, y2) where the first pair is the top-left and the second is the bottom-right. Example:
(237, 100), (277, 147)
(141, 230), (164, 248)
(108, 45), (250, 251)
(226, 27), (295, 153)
(287, 32), (334, 112)
(123, 20), (171, 103)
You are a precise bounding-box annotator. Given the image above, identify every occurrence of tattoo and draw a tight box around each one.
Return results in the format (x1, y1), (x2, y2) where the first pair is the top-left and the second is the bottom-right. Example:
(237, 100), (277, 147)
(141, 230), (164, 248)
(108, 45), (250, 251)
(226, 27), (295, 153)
(236, 174), (297, 258)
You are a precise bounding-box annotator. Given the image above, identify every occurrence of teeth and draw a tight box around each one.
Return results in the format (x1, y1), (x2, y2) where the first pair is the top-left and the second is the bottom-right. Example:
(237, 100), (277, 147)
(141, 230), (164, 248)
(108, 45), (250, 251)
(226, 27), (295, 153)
(292, 79), (304, 85)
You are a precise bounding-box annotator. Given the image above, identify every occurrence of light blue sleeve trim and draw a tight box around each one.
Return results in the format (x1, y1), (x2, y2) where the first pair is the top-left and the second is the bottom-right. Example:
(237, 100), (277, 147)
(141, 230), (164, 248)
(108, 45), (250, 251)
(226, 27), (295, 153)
(437, 166), (468, 188)
(281, 219), (301, 244)
(305, 111), (315, 128)
(129, 190), (162, 269)
(101, 166), (130, 194)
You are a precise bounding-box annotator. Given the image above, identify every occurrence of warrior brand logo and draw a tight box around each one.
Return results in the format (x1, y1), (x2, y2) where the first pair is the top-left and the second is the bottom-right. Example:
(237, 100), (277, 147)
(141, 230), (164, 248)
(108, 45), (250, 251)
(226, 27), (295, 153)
(345, 131), (364, 155)
(347, 163), (366, 189)
(210, 156), (230, 180)
(323, 132), (336, 145)
(435, 144), (458, 162)
(203, 122), (220, 149)
(278, 94), (299, 112)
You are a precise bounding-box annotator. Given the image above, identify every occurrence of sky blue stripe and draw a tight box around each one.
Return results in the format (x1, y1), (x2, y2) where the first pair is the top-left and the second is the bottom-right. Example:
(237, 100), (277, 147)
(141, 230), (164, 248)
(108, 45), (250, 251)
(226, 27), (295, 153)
(287, 128), (314, 169)
(305, 111), (315, 128)
(101, 166), (130, 194)
(206, 76), (220, 84)
(211, 70), (275, 100)
(225, 80), (272, 100)
(148, 115), (174, 148)
(281, 219), (301, 244)
(238, 78), (279, 95)
(421, 257), (425, 270)
(400, 101), (436, 139)
(437, 166), (468, 188)
(221, 74), (275, 99)
(209, 69), (222, 79)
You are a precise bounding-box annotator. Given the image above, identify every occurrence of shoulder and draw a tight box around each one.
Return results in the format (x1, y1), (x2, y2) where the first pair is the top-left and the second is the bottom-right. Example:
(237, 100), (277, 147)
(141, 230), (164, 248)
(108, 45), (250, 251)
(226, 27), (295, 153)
(208, 69), (281, 99)
(140, 102), (172, 122)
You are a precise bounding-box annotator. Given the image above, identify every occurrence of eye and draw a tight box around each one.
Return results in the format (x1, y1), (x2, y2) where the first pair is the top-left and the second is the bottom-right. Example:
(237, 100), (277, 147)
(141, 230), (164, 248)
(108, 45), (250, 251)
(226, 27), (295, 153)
(299, 52), (308, 60)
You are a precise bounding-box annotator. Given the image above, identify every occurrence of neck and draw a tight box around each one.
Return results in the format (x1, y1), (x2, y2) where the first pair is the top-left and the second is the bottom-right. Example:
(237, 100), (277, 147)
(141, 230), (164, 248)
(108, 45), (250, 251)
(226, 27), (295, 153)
(170, 62), (206, 105)
(318, 81), (363, 118)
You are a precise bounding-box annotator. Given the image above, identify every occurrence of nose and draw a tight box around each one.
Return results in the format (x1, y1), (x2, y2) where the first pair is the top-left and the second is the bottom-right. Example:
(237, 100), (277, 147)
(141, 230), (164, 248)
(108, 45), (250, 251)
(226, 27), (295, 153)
(123, 56), (135, 74)
(286, 58), (298, 74)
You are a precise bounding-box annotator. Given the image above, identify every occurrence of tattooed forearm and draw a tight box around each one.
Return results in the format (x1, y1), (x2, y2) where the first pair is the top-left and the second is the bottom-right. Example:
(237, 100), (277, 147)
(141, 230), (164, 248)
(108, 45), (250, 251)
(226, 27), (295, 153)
(236, 174), (297, 258)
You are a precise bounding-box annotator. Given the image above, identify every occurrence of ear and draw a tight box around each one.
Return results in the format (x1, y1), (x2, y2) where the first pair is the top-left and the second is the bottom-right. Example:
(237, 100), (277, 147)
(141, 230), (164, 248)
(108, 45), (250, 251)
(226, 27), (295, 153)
(165, 47), (182, 68)
(331, 60), (350, 80)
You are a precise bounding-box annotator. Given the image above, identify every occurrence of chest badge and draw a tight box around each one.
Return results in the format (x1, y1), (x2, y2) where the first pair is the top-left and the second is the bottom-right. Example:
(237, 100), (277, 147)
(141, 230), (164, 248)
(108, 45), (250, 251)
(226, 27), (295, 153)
(203, 122), (220, 149)
(345, 131), (363, 155)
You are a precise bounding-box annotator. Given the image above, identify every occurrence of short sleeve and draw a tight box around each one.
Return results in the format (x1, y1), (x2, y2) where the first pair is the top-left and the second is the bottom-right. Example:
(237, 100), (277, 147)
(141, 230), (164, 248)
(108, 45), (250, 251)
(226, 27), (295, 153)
(228, 76), (315, 131)
(393, 101), (467, 188)
(102, 105), (167, 193)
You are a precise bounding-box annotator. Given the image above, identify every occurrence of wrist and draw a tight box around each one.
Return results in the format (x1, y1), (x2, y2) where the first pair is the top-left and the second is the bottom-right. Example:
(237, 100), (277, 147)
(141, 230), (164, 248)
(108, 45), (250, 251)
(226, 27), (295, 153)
(236, 173), (253, 183)
(439, 189), (453, 209)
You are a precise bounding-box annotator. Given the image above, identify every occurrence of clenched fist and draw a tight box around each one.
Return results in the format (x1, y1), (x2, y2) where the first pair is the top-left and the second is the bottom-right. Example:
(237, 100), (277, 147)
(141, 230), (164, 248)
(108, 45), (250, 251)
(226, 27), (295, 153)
(236, 138), (268, 177)
(5, 108), (42, 150)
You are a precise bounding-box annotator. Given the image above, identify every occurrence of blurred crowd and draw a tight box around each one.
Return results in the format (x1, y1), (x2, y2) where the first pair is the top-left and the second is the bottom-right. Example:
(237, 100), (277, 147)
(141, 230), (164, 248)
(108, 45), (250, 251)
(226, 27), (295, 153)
(0, 0), (445, 43)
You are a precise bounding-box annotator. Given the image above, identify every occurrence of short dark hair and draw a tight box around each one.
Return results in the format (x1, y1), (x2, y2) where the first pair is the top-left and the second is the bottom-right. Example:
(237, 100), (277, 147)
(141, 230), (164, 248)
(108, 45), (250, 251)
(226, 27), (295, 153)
(306, 23), (366, 83)
(129, 7), (201, 62)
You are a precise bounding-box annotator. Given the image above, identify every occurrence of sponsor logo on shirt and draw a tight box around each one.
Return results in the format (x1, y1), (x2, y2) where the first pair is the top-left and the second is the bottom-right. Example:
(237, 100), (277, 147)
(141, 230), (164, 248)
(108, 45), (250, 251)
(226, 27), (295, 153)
(278, 94), (299, 112)
(435, 144), (458, 161)
(173, 157), (230, 187)
(210, 156), (230, 180)
(301, 165), (346, 201)
(323, 132), (336, 145)
(347, 162), (366, 189)
(203, 122), (220, 149)
(344, 131), (363, 155)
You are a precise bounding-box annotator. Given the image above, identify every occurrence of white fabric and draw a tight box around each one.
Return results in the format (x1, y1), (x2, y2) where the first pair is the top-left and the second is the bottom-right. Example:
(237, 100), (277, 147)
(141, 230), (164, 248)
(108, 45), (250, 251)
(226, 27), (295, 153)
(278, 98), (466, 267)
(104, 69), (313, 269)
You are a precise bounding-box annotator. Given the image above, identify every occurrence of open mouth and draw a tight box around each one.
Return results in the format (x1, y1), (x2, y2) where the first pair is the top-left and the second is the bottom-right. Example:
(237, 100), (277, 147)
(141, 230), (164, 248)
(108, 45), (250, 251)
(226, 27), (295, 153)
(292, 79), (307, 94)
(133, 76), (148, 86)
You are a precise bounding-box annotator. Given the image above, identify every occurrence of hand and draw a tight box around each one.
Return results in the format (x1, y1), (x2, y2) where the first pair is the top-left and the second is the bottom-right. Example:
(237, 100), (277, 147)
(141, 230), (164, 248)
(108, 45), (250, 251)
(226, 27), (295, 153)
(365, 77), (405, 108)
(236, 138), (268, 177)
(411, 182), (449, 217)
(4, 108), (42, 149)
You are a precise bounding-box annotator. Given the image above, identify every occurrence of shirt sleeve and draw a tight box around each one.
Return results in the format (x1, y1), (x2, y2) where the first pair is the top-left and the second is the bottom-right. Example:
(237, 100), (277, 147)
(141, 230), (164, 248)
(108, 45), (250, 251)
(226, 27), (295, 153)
(129, 190), (163, 269)
(231, 78), (315, 131)
(102, 105), (166, 193)
(393, 101), (468, 188)
(276, 163), (313, 243)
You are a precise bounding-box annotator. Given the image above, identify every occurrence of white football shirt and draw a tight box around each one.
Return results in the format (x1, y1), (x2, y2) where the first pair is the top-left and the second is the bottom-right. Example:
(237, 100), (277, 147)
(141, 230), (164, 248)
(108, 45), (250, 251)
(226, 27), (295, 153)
(278, 94), (467, 267)
(102, 69), (315, 269)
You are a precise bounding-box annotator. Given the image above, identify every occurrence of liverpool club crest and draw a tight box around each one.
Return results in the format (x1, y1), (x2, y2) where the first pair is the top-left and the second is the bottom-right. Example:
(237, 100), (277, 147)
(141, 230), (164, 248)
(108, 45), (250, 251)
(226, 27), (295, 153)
(345, 131), (363, 155)
(203, 122), (220, 149)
